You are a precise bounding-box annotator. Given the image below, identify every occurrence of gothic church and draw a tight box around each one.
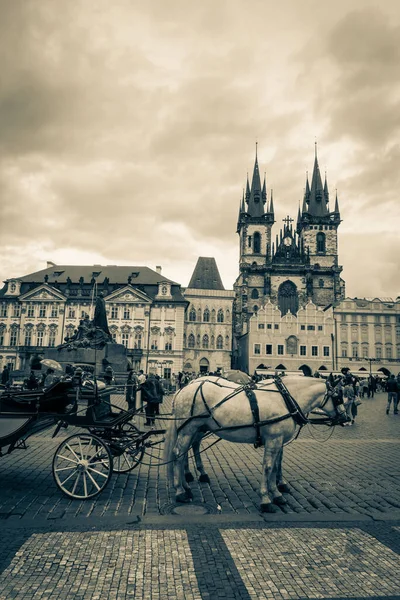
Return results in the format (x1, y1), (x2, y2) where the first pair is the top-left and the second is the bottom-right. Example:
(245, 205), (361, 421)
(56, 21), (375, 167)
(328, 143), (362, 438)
(233, 146), (345, 371)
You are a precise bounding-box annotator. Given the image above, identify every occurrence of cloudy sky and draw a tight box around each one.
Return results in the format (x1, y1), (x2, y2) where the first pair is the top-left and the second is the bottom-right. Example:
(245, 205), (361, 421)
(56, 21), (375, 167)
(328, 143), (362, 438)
(0, 0), (399, 299)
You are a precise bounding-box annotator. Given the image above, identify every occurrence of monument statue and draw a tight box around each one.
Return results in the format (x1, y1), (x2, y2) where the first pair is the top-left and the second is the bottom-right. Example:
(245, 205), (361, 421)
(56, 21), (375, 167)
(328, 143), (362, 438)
(57, 293), (113, 351)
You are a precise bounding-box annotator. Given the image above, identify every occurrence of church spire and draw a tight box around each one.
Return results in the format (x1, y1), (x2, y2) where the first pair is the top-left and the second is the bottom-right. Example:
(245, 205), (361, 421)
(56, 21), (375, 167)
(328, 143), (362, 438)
(245, 174), (251, 203)
(307, 146), (329, 217)
(334, 189), (340, 215)
(247, 146), (264, 217)
(324, 172), (329, 204)
(269, 189), (274, 216)
(262, 173), (267, 204)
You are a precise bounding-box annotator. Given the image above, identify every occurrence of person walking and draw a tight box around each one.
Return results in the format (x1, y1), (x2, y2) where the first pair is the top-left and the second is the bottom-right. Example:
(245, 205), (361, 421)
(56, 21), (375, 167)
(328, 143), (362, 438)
(386, 374), (398, 415)
(360, 377), (369, 398)
(125, 369), (138, 417)
(141, 373), (159, 427)
(1, 365), (10, 386)
(344, 378), (357, 425)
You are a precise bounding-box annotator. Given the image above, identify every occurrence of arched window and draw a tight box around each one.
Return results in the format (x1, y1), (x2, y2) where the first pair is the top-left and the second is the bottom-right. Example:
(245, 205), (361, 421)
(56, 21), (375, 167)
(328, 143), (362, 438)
(278, 281), (299, 316)
(197, 309), (202, 321)
(319, 279), (324, 288)
(203, 308), (210, 322)
(216, 335), (223, 349)
(253, 305), (258, 313)
(225, 335), (230, 348)
(189, 308), (196, 322)
(253, 232), (261, 253)
(202, 334), (209, 349)
(316, 232), (326, 253)
(188, 334), (195, 348)
(217, 309), (224, 323)
(251, 289), (259, 299)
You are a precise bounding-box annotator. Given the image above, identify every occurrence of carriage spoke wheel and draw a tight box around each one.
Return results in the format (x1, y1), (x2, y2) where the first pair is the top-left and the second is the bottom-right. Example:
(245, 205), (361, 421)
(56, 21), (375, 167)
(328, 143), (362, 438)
(112, 423), (145, 473)
(52, 434), (113, 499)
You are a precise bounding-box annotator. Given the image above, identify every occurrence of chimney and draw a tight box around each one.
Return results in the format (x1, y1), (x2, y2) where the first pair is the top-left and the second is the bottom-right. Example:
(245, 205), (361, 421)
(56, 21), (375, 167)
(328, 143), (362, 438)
(156, 265), (162, 274)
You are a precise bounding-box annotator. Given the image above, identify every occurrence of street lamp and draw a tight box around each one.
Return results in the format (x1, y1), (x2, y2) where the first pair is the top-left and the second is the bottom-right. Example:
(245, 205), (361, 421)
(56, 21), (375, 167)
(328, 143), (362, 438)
(365, 357), (374, 376)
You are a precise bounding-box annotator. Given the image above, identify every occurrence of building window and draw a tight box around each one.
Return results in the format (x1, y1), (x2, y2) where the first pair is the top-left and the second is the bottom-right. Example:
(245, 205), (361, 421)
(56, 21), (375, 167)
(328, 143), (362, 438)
(189, 308), (196, 322)
(307, 325), (315, 331)
(50, 304), (58, 318)
(251, 289), (259, 299)
(188, 334), (195, 348)
(0, 332), (4, 345)
(266, 344), (272, 355)
(13, 304), (21, 317)
(253, 232), (261, 253)
(352, 344), (358, 358)
(202, 335), (209, 349)
(312, 346), (318, 356)
(274, 324), (279, 330)
(254, 343), (261, 355)
(151, 337), (158, 350)
(111, 306), (118, 319)
(318, 325), (323, 331)
(111, 333), (117, 342)
(300, 345), (306, 356)
(277, 344), (284, 355)
(216, 335), (223, 349)
(267, 324), (272, 330)
(386, 346), (392, 359)
(37, 331), (44, 347)
(0, 304), (7, 318)
(203, 309), (210, 322)
(165, 334), (173, 351)
(24, 332), (32, 346)
(319, 279), (324, 288)
(361, 315), (368, 323)
(10, 283), (16, 292)
(300, 325), (305, 330)
(362, 345), (369, 358)
(123, 307), (130, 320)
(39, 304), (46, 318)
(316, 232), (326, 253)
(121, 333), (129, 348)
(27, 305), (35, 318)
(258, 324), (265, 330)
(217, 309), (224, 323)
(375, 315), (380, 324)
(323, 346), (330, 357)
(341, 314), (347, 322)
(385, 315), (391, 323)
(9, 329), (18, 346)
(376, 345), (382, 359)
(248, 236), (252, 247)
(48, 332), (56, 347)
(68, 307), (75, 318)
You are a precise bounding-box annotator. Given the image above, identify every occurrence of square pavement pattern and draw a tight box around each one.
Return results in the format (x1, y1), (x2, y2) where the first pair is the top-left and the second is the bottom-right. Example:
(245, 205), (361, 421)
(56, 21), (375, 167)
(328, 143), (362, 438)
(0, 527), (399, 599)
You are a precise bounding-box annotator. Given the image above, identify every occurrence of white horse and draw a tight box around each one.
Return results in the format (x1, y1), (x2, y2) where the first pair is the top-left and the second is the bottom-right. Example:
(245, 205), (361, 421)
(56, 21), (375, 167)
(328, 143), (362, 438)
(164, 376), (347, 512)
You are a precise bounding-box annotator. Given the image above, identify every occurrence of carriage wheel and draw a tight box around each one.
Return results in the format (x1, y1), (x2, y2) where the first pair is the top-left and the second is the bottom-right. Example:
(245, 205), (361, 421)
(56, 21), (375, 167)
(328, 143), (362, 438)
(112, 423), (145, 473)
(52, 433), (113, 499)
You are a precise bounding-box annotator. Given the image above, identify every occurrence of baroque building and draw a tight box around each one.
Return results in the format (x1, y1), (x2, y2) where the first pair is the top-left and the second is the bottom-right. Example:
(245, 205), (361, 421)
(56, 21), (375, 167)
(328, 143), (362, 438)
(183, 257), (235, 374)
(0, 263), (188, 380)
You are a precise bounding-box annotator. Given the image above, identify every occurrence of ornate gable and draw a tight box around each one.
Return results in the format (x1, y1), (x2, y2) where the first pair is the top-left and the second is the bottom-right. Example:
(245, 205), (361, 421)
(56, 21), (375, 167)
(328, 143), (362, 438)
(105, 285), (151, 303)
(19, 284), (66, 302)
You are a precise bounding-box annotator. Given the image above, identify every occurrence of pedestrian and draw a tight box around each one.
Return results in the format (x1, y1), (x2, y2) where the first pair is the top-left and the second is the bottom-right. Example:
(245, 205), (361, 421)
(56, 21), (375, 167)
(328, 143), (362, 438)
(44, 368), (55, 388)
(1, 365), (10, 386)
(126, 369), (138, 416)
(360, 377), (369, 398)
(368, 375), (375, 398)
(141, 373), (160, 427)
(26, 370), (39, 390)
(344, 380), (357, 425)
(178, 371), (183, 389)
(386, 374), (398, 415)
(153, 374), (165, 422)
(104, 365), (114, 386)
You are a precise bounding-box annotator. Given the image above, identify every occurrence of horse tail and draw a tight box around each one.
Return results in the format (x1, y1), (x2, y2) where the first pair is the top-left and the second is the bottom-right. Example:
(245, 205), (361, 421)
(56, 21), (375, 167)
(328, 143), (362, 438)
(163, 391), (180, 481)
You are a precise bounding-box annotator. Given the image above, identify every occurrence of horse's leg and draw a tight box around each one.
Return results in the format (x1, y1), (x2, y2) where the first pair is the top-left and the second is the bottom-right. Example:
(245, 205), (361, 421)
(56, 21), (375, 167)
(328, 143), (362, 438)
(184, 450), (194, 483)
(260, 439), (284, 513)
(276, 447), (290, 494)
(192, 432), (210, 483)
(173, 429), (197, 503)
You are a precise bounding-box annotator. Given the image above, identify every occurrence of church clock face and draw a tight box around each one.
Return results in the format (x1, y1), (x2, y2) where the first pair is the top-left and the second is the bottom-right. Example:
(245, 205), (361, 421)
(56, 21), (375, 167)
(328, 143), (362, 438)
(283, 236), (292, 246)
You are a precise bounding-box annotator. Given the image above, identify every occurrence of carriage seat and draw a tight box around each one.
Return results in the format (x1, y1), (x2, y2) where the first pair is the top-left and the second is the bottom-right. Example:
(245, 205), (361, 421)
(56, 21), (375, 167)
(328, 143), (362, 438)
(0, 380), (74, 414)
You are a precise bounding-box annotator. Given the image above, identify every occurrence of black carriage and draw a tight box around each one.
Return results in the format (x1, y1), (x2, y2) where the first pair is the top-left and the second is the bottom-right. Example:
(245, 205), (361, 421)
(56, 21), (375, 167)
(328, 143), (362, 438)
(0, 377), (165, 500)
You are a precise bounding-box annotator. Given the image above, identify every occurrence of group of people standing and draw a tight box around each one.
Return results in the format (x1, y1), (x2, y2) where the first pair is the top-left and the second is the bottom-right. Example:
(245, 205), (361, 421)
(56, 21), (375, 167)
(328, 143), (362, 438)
(125, 369), (164, 427)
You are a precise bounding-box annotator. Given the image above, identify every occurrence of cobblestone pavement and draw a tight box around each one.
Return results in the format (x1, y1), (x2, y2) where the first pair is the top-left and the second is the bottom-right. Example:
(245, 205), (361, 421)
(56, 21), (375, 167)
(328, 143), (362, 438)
(0, 391), (399, 599)
(0, 521), (399, 599)
(0, 391), (398, 521)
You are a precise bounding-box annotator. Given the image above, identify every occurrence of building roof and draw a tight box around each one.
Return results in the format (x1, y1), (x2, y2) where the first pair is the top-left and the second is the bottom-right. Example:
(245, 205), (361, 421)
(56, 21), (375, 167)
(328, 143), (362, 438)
(0, 264), (187, 303)
(187, 257), (225, 291)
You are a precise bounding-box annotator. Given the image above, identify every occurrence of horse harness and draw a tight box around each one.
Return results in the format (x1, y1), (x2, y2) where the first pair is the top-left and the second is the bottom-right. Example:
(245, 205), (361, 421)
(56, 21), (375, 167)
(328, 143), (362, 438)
(179, 376), (311, 448)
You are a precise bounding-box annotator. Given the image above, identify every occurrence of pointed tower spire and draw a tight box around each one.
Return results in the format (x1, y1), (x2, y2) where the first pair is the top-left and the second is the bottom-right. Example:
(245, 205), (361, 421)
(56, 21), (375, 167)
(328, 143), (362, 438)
(307, 147), (328, 217)
(241, 189), (245, 212)
(261, 173), (267, 204)
(247, 147), (263, 216)
(269, 189), (274, 215)
(334, 189), (340, 214)
(324, 171), (329, 203)
(245, 174), (250, 203)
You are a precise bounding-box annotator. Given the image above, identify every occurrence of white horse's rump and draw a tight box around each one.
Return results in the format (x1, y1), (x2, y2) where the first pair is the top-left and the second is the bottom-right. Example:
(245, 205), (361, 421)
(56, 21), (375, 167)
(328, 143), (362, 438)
(163, 376), (343, 512)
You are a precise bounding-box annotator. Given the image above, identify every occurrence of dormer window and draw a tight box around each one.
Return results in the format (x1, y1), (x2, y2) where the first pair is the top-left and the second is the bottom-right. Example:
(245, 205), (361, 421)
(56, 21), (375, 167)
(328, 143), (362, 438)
(161, 286), (167, 295)
(10, 283), (16, 293)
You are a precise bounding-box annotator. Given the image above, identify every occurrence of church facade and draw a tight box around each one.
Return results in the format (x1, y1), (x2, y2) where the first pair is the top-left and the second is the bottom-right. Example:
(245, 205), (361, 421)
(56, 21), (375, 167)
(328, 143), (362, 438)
(233, 147), (346, 373)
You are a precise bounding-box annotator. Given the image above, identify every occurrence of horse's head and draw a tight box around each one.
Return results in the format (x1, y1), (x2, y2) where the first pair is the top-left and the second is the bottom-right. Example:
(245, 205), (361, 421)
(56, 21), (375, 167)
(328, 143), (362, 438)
(313, 382), (350, 426)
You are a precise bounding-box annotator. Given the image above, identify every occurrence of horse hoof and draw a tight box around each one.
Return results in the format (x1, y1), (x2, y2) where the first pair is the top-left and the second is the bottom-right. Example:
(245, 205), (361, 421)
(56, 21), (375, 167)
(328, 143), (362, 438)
(273, 496), (287, 506)
(185, 472), (194, 483)
(199, 474), (210, 483)
(277, 483), (290, 494)
(176, 492), (191, 503)
(260, 503), (278, 513)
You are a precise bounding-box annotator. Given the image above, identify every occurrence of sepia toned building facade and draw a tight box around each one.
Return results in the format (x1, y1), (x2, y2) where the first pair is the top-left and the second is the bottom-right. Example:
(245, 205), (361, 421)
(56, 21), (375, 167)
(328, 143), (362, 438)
(0, 263), (188, 379)
(183, 257), (235, 374)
